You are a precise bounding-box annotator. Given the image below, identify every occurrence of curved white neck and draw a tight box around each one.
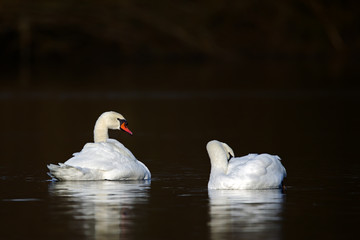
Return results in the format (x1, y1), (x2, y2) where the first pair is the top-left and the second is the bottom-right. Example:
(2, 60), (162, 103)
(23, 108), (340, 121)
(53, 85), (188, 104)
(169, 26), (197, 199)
(93, 118), (109, 143)
(207, 142), (229, 174)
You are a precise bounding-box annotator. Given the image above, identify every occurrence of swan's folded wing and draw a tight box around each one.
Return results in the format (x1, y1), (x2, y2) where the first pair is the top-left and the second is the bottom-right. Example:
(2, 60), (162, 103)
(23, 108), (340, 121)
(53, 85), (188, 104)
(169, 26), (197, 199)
(241, 154), (285, 187)
(106, 139), (137, 160)
(64, 142), (132, 171)
(228, 154), (274, 179)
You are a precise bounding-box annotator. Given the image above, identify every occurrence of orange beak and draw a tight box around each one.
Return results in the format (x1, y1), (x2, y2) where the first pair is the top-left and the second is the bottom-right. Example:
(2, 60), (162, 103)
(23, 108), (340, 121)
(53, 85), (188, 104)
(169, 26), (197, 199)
(120, 122), (133, 135)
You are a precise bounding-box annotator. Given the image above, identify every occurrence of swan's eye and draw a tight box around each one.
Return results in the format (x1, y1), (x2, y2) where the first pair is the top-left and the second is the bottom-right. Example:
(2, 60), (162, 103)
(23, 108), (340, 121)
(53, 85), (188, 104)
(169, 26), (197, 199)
(118, 118), (128, 126)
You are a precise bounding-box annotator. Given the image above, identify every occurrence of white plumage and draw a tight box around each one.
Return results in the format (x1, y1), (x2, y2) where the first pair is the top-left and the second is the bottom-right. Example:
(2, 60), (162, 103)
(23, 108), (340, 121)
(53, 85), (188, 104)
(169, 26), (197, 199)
(207, 140), (286, 189)
(47, 111), (151, 181)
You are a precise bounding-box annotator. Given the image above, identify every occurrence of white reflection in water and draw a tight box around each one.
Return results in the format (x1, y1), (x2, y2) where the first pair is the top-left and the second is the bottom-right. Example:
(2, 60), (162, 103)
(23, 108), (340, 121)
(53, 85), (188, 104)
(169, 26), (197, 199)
(49, 180), (150, 240)
(208, 189), (284, 240)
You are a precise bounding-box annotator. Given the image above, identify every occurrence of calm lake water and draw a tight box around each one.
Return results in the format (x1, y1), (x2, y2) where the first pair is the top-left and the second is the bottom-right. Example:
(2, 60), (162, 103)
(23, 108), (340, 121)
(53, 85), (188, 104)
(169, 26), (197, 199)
(0, 64), (359, 240)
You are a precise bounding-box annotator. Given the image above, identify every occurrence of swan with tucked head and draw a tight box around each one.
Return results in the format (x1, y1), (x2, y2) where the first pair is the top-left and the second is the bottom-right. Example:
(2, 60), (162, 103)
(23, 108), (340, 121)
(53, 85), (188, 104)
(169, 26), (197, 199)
(47, 111), (151, 181)
(207, 140), (286, 190)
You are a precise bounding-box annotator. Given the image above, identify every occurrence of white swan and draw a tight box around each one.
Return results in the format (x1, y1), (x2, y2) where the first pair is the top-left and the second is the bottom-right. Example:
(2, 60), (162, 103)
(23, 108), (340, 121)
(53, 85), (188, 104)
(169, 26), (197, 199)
(207, 140), (286, 189)
(47, 111), (151, 180)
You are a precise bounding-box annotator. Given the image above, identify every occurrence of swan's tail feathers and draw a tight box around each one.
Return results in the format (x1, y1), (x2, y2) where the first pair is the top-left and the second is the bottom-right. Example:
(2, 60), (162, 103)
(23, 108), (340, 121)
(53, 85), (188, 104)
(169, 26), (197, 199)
(47, 163), (98, 181)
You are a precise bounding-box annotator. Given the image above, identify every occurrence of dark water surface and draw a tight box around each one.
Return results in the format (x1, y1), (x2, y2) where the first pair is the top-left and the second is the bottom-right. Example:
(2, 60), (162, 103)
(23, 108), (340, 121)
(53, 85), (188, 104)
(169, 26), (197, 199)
(0, 66), (359, 240)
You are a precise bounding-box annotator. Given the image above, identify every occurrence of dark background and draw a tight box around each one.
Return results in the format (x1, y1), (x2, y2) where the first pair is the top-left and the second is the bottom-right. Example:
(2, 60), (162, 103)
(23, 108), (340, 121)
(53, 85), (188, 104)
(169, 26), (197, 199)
(0, 0), (359, 90)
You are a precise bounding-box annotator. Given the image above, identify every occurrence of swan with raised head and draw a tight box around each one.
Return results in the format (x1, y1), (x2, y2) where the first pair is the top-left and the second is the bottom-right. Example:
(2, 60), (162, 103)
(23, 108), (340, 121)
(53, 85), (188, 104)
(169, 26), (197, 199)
(206, 140), (286, 189)
(47, 111), (151, 181)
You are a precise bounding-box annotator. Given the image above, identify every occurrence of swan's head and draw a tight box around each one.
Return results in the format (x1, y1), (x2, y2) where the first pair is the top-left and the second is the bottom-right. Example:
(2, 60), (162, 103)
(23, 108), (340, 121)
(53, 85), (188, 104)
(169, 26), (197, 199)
(221, 142), (235, 160)
(99, 111), (133, 135)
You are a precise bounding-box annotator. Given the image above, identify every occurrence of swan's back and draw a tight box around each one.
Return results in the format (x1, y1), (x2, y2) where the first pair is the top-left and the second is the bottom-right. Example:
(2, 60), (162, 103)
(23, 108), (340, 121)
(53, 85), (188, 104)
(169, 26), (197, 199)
(227, 154), (286, 188)
(65, 139), (137, 171)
